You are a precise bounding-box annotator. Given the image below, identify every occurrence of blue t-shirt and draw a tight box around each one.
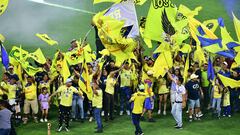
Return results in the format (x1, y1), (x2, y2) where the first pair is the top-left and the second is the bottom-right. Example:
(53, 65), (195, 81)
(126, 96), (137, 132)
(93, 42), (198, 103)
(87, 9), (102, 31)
(0, 108), (11, 129)
(185, 80), (200, 100)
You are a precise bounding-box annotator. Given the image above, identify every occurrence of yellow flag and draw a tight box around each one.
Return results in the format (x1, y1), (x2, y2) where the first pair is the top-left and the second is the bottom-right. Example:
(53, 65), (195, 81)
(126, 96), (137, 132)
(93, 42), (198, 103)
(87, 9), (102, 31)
(0, 34), (5, 42)
(144, 0), (177, 42)
(153, 42), (171, 54)
(0, 0), (9, 16)
(93, 0), (121, 4)
(178, 4), (202, 18)
(153, 51), (173, 78)
(203, 19), (219, 33)
(21, 61), (43, 76)
(194, 45), (206, 66)
(218, 74), (240, 88)
(183, 54), (190, 83)
(232, 13), (240, 42)
(135, 0), (147, 5)
(9, 46), (28, 65)
(179, 43), (192, 53)
(61, 54), (71, 83)
(99, 49), (110, 56)
(36, 33), (58, 46)
(28, 48), (46, 64)
(65, 48), (84, 65)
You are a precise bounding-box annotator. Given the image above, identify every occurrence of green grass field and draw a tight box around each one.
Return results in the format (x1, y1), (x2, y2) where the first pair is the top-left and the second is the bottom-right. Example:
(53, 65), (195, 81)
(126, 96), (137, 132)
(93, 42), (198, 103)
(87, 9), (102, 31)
(1, 0), (240, 134)
(15, 106), (240, 135)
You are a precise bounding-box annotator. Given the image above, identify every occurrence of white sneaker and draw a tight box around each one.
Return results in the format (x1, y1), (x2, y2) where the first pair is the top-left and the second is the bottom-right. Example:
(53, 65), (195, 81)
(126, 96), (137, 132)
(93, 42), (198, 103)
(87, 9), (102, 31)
(228, 115), (231, 118)
(119, 111), (123, 116)
(126, 110), (131, 116)
(157, 110), (161, 115)
(57, 126), (63, 132)
(163, 111), (166, 116)
(198, 112), (203, 117)
(40, 119), (44, 123)
(101, 111), (104, 116)
(89, 117), (93, 122)
(65, 127), (69, 132)
(44, 118), (48, 122)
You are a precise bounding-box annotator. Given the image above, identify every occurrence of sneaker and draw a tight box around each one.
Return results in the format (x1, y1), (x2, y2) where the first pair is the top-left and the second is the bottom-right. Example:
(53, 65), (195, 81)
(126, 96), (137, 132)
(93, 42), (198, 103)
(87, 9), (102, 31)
(44, 118), (48, 122)
(23, 120), (28, 125)
(223, 114), (226, 117)
(138, 132), (144, 135)
(163, 111), (166, 116)
(119, 111), (123, 116)
(89, 117), (93, 122)
(198, 112), (203, 117)
(101, 111), (104, 116)
(228, 115), (231, 118)
(57, 126), (63, 132)
(126, 110), (131, 116)
(34, 118), (38, 123)
(94, 129), (103, 133)
(157, 110), (161, 115)
(175, 126), (183, 129)
(174, 123), (178, 128)
(148, 118), (156, 122)
(40, 119), (44, 123)
(65, 127), (69, 132)
(186, 110), (189, 114)
(197, 117), (201, 121)
(189, 117), (193, 122)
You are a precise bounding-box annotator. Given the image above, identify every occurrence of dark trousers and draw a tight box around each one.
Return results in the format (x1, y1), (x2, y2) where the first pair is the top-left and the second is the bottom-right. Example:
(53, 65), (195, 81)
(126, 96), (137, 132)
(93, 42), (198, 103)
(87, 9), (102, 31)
(59, 105), (71, 128)
(132, 113), (142, 135)
(202, 86), (210, 112)
(223, 106), (231, 116)
(94, 108), (102, 130)
(104, 93), (114, 120)
(120, 86), (132, 111)
(0, 129), (11, 135)
(230, 89), (240, 112)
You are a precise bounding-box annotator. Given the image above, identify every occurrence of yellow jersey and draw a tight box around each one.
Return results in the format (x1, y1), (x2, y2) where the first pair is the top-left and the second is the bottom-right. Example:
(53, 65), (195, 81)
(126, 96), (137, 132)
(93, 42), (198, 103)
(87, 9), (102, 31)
(57, 85), (81, 107)
(24, 83), (37, 100)
(92, 89), (103, 108)
(130, 91), (147, 114)
(105, 76), (116, 95)
(213, 85), (222, 99)
(0, 81), (8, 98)
(38, 81), (50, 93)
(7, 83), (17, 99)
(120, 69), (132, 87)
(223, 90), (230, 107)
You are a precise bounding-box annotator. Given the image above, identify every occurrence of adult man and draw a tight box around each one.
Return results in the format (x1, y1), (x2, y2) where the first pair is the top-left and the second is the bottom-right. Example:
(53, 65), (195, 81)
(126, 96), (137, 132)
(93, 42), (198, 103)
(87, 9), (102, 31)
(49, 78), (83, 132)
(185, 74), (203, 122)
(119, 62), (132, 116)
(201, 63), (211, 112)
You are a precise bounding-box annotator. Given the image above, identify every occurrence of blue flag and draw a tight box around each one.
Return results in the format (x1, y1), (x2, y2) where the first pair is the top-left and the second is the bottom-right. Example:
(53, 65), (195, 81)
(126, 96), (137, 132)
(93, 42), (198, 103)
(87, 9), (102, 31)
(216, 50), (236, 59)
(1, 43), (9, 69)
(207, 57), (215, 81)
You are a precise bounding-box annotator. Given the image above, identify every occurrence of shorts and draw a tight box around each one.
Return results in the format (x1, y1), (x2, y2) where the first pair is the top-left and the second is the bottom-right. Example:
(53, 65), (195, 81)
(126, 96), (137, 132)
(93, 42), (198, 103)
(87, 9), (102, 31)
(24, 99), (39, 114)
(188, 99), (200, 109)
(144, 97), (154, 110)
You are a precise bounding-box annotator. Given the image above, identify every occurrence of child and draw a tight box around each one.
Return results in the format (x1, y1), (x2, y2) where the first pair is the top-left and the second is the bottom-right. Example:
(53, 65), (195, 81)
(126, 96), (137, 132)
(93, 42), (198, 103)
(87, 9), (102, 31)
(38, 87), (50, 122)
(223, 88), (231, 117)
(92, 82), (103, 133)
(212, 78), (222, 119)
(130, 84), (147, 135)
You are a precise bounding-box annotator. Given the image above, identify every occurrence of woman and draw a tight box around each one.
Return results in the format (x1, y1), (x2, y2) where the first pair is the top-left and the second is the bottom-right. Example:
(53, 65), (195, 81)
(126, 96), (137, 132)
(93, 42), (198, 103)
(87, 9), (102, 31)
(157, 75), (169, 116)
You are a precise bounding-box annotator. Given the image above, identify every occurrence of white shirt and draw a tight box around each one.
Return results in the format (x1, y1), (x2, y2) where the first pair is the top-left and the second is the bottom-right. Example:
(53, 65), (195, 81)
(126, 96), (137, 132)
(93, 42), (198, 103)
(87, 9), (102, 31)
(175, 85), (186, 102)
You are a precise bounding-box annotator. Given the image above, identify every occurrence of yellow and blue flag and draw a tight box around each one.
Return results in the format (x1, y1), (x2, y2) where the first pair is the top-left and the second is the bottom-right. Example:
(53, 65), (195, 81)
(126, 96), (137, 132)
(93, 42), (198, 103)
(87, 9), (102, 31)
(0, 43), (9, 69)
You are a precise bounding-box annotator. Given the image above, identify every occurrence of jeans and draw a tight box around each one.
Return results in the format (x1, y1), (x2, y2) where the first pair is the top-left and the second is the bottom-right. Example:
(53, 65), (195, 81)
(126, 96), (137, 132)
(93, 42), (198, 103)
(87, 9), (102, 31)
(223, 106), (231, 116)
(59, 105), (71, 128)
(94, 108), (102, 130)
(171, 103), (183, 127)
(0, 129), (10, 135)
(120, 86), (132, 111)
(72, 95), (84, 119)
(132, 113), (142, 135)
(212, 98), (221, 117)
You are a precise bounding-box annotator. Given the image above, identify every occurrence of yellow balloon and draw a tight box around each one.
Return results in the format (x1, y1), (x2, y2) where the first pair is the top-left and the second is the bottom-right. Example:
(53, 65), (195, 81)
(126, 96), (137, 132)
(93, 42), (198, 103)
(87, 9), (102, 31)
(0, 0), (9, 16)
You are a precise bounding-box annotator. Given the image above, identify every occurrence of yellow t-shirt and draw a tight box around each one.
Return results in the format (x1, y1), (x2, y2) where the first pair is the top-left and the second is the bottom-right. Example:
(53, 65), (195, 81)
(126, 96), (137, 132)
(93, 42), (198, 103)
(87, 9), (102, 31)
(92, 89), (103, 108)
(213, 85), (222, 99)
(0, 81), (8, 98)
(130, 91), (147, 114)
(7, 84), (17, 99)
(223, 91), (230, 107)
(38, 81), (50, 93)
(120, 69), (132, 87)
(105, 76), (116, 95)
(57, 85), (80, 107)
(142, 64), (153, 82)
(24, 83), (37, 100)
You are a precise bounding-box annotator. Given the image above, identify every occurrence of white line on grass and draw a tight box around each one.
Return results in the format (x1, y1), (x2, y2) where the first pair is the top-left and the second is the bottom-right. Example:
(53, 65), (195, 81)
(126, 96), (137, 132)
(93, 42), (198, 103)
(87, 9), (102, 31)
(28, 0), (96, 15)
